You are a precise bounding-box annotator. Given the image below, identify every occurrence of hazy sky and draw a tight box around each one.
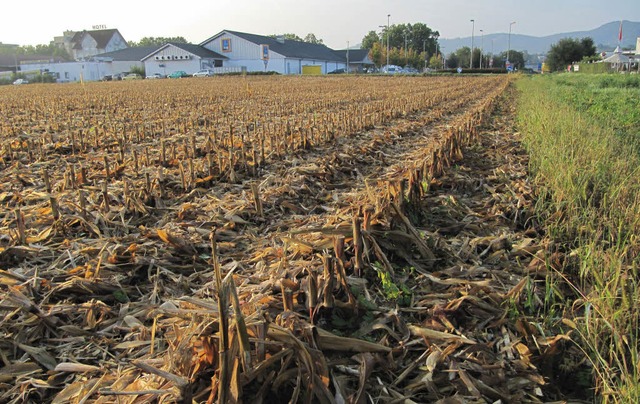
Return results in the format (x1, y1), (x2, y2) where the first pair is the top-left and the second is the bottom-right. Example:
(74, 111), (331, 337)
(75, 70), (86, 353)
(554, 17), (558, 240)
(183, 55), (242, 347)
(2, 0), (639, 49)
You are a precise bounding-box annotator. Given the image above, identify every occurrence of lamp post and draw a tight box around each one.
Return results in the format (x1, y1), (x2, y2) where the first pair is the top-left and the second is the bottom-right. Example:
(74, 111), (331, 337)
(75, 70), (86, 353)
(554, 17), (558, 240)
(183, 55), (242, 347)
(441, 46), (446, 69)
(378, 26), (385, 68)
(507, 21), (516, 67)
(479, 29), (484, 68)
(470, 19), (475, 69)
(346, 40), (349, 74)
(404, 30), (408, 66)
(423, 39), (427, 71)
(387, 14), (391, 69)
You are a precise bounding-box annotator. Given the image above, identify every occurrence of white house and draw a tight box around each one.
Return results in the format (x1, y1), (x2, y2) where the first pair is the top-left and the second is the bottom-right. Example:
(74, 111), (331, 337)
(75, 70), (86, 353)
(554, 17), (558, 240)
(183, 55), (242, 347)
(54, 29), (129, 61)
(141, 43), (227, 76)
(200, 30), (347, 74)
(20, 47), (155, 82)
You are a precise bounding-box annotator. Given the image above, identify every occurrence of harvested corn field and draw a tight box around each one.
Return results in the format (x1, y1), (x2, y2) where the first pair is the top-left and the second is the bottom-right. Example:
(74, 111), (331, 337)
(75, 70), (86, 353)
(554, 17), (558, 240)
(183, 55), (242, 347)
(0, 76), (565, 403)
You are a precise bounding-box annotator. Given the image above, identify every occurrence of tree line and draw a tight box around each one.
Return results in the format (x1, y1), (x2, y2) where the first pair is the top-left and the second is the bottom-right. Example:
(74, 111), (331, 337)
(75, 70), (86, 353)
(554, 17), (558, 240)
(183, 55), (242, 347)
(361, 23), (440, 69)
(0, 43), (71, 60)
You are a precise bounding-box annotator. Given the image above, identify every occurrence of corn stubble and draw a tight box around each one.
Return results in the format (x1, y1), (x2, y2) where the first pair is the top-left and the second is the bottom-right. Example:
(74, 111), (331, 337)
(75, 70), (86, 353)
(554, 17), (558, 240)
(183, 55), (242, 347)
(0, 76), (559, 403)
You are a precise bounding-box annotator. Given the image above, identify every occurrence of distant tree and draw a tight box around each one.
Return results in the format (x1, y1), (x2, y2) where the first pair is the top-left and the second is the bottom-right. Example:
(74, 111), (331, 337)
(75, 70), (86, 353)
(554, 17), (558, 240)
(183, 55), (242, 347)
(546, 37), (597, 71)
(381, 23), (439, 58)
(444, 52), (457, 69)
(471, 48), (482, 68)
(495, 50), (525, 69)
(449, 47), (470, 68)
(269, 33), (303, 42)
(128, 37), (188, 47)
(0, 43), (71, 60)
(368, 42), (384, 67)
(303, 33), (324, 45)
(365, 22), (439, 68)
(361, 30), (380, 50)
(130, 65), (145, 76)
(428, 53), (442, 69)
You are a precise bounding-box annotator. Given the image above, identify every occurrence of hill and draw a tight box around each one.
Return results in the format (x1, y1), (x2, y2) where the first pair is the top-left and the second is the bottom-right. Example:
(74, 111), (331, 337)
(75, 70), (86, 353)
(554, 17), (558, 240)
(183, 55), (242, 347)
(439, 20), (640, 55)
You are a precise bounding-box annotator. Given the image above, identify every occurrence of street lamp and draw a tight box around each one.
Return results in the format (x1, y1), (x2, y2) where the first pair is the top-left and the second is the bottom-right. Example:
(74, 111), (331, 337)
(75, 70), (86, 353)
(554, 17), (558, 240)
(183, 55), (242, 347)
(479, 29), (484, 68)
(346, 40), (349, 74)
(423, 40), (427, 71)
(404, 30), (409, 66)
(378, 26), (386, 67)
(470, 19), (475, 69)
(507, 21), (516, 67)
(387, 14), (391, 69)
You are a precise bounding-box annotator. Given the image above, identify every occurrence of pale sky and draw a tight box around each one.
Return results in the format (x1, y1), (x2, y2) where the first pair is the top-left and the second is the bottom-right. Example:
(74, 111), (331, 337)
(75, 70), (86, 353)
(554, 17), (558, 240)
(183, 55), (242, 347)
(2, 0), (639, 49)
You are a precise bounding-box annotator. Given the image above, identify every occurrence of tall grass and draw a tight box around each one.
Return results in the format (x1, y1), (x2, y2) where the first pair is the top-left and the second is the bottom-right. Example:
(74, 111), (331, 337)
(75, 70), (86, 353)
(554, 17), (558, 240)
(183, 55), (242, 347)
(516, 74), (640, 402)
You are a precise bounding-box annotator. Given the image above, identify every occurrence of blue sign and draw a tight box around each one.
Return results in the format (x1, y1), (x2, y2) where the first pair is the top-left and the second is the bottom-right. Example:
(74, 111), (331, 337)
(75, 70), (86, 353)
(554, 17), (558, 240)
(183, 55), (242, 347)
(456, 67), (462, 74)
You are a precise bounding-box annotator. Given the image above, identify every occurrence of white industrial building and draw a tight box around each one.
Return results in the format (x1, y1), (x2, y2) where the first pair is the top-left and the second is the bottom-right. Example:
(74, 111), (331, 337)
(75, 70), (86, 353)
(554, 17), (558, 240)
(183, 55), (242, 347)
(200, 30), (348, 75)
(20, 47), (153, 82)
(142, 43), (227, 77)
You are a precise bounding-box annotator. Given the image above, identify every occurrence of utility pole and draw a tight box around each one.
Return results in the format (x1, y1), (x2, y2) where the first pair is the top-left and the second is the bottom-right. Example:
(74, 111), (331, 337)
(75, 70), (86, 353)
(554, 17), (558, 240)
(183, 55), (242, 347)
(387, 14), (391, 69)
(404, 30), (408, 66)
(346, 40), (349, 73)
(479, 29), (484, 68)
(507, 21), (516, 68)
(423, 40), (427, 71)
(470, 19), (475, 69)
(378, 26), (385, 68)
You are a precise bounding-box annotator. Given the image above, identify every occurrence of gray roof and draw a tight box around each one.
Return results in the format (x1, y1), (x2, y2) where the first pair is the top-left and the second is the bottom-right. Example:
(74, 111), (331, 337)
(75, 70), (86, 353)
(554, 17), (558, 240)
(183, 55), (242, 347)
(0, 54), (67, 67)
(168, 42), (226, 59)
(335, 49), (373, 64)
(94, 46), (159, 61)
(71, 29), (124, 49)
(603, 52), (630, 63)
(203, 30), (345, 62)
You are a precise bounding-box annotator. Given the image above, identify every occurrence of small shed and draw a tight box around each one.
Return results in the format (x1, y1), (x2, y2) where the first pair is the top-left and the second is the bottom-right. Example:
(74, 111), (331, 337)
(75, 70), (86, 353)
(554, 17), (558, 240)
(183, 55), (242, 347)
(602, 46), (631, 71)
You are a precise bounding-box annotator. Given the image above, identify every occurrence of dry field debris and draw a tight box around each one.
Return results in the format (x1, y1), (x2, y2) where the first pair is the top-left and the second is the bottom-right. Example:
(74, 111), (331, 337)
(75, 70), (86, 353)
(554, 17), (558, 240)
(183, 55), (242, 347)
(0, 76), (571, 403)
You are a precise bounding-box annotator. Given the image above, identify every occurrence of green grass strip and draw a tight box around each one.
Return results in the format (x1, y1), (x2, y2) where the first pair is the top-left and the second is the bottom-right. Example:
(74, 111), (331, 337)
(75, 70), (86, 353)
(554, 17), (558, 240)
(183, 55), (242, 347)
(516, 74), (640, 403)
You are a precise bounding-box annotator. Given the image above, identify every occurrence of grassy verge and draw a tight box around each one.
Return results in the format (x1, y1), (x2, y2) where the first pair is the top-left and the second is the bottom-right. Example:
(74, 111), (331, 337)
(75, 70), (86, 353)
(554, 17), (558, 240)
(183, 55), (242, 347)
(516, 74), (640, 402)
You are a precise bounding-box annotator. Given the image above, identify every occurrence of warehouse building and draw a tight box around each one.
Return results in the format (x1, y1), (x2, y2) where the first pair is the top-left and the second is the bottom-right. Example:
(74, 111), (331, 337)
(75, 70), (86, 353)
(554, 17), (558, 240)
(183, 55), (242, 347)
(200, 30), (348, 74)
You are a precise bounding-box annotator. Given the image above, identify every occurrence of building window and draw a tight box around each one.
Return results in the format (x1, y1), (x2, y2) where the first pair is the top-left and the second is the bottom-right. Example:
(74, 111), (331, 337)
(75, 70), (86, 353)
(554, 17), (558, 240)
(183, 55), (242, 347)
(221, 38), (231, 52)
(261, 44), (269, 60)
(214, 59), (223, 67)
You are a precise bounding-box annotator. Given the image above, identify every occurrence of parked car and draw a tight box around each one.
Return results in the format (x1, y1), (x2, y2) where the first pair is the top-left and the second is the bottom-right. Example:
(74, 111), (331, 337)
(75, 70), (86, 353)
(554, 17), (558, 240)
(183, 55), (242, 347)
(168, 71), (189, 78)
(12, 78), (29, 85)
(123, 73), (142, 80)
(146, 73), (165, 79)
(193, 69), (214, 77)
(328, 68), (346, 74)
(382, 65), (402, 74)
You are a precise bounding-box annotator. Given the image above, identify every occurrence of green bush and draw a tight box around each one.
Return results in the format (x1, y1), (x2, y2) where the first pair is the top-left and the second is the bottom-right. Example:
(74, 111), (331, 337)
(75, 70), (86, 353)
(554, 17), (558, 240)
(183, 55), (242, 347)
(577, 63), (611, 74)
(129, 65), (145, 77)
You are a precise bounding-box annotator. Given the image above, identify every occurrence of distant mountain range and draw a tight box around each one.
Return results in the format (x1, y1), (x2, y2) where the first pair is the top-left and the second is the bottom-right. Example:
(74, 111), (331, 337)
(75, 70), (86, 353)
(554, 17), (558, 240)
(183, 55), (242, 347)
(439, 20), (640, 55)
